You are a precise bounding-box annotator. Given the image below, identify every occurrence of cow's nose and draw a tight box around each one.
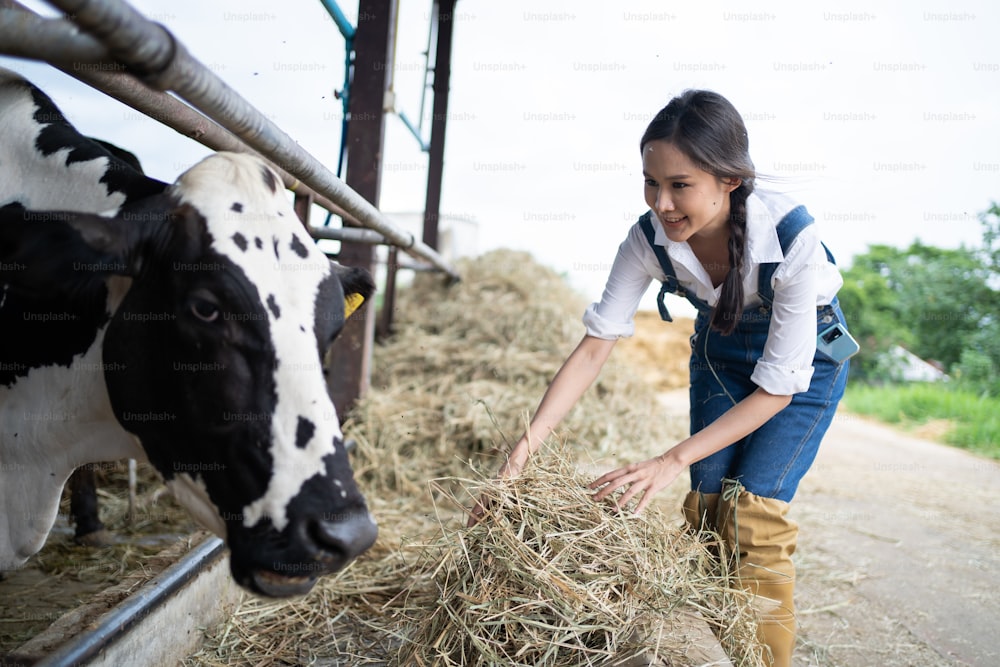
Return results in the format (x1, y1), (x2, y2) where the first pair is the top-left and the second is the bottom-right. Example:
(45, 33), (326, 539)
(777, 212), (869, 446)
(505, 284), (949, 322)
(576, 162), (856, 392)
(307, 511), (378, 566)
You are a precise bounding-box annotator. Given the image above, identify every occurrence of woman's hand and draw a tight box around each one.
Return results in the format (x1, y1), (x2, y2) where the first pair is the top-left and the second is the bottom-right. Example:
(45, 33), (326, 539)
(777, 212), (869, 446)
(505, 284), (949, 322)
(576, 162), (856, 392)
(588, 452), (685, 515)
(467, 453), (527, 527)
(589, 388), (793, 515)
(466, 496), (490, 527)
(466, 336), (618, 527)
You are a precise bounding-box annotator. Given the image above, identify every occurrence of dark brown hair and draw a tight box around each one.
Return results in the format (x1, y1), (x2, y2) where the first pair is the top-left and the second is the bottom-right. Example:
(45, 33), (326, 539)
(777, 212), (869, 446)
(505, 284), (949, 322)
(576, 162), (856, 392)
(640, 90), (755, 335)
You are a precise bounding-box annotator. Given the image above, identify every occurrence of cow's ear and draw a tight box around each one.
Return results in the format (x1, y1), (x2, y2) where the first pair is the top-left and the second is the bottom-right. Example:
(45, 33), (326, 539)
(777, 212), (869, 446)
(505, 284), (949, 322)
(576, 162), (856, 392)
(0, 205), (136, 298)
(330, 261), (375, 318)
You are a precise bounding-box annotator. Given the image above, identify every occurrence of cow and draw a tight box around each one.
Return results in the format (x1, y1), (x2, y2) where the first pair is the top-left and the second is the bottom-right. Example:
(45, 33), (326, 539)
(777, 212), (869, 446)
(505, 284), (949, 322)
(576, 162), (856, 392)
(0, 67), (378, 597)
(66, 139), (150, 548)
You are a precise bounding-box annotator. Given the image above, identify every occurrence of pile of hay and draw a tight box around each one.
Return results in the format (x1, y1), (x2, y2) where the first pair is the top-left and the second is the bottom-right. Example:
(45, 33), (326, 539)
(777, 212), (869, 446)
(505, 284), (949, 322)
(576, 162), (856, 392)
(616, 311), (695, 394)
(393, 448), (762, 666)
(187, 250), (763, 666)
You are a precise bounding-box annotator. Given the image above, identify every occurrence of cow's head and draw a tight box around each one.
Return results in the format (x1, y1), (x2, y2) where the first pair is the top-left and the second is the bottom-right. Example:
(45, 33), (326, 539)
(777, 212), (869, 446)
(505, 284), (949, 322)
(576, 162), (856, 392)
(0, 152), (377, 596)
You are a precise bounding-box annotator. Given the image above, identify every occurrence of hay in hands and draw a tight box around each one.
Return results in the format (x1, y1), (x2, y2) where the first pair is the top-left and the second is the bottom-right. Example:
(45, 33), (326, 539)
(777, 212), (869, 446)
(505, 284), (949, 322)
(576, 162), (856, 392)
(345, 249), (686, 499)
(392, 445), (764, 667)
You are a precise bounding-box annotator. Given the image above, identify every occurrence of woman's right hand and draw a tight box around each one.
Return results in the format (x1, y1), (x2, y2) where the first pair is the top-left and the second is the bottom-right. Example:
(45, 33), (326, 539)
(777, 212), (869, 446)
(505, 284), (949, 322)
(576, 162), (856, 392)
(466, 447), (527, 527)
(466, 335), (616, 527)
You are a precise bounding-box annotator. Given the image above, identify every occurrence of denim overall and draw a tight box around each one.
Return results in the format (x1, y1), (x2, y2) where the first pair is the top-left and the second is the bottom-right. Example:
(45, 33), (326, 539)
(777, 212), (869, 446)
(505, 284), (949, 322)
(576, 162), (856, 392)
(639, 206), (850, 502)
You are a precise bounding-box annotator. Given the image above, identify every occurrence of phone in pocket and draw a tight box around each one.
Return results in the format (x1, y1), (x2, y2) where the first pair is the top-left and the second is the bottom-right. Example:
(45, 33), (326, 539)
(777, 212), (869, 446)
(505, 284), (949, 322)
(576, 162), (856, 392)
(817, 322), (860, 363)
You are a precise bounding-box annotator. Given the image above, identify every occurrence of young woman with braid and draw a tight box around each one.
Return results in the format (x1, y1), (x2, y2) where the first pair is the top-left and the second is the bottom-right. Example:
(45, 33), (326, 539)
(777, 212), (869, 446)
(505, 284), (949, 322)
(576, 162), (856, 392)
(469, 90), (852, 666)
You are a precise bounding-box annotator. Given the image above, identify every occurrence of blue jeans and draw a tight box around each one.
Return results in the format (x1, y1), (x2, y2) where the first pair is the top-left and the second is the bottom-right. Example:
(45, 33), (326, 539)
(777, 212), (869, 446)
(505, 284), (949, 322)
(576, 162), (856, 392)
(688, 302), (850, 502)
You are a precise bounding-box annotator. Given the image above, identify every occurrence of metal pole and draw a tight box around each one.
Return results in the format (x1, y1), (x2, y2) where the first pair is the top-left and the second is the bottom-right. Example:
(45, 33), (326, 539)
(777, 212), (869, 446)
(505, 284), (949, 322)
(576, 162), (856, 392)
(0, 2), (113, 66)
(377, 246), (399, 339)
(310, 226), (403, 246)
(317, 0), (356, 41)
(35, 0), (459, 282)
(326, 0), (397, 416)
(293, 191), (314, 229)
(422, 0), (457, 252)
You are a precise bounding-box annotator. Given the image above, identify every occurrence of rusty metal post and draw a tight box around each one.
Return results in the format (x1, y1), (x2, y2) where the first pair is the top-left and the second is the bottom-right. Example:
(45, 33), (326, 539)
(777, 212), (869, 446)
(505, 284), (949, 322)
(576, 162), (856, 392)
(376, 246), (398, 339)
(380, 0), (456, 339)
(327, 0), (397, 419)
(422, 0), (456, 252)
(293, 191), (314, 229)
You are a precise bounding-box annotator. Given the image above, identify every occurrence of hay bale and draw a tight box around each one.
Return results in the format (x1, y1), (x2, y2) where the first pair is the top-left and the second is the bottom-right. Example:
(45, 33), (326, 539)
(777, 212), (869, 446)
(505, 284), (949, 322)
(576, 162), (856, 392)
(616, 312), (696, 393)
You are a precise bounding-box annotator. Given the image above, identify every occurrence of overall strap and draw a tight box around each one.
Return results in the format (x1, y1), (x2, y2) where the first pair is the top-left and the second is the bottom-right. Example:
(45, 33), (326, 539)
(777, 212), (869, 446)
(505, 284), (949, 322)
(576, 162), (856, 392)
(757, 205), (837, 306)
(639, 212), (679, 322)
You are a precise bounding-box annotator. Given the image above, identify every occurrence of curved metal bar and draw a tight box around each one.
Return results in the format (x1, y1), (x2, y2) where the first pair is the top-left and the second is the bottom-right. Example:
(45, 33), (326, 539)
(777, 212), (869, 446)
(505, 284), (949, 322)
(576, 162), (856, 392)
(0, 7), (114, 67)
(0, 4), (376, 238)
(43, 0), (459, 281)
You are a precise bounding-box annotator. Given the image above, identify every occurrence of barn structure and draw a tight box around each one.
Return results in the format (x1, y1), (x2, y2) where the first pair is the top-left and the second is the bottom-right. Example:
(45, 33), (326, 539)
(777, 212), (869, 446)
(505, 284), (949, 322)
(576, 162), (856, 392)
(0, 0), (461, 412)
(0, 0), (462, 663)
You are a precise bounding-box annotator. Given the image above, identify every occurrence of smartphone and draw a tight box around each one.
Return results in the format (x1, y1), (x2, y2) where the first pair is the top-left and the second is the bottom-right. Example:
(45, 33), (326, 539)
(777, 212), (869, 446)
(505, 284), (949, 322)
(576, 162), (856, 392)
(817, 322), (860, 363)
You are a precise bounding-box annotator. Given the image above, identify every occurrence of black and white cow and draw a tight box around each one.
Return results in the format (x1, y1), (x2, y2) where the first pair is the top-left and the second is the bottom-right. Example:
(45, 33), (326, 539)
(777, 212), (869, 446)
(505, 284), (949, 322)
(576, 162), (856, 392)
(0, 67), (378, 597)
(67, 138), (150, 548)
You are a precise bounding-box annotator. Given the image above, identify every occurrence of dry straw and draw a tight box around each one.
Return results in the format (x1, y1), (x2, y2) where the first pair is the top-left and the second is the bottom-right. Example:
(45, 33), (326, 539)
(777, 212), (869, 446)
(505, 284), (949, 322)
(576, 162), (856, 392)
(392, 446), (764, 666)
(0, 461), (197, 651)
(188, 250), (764, 666)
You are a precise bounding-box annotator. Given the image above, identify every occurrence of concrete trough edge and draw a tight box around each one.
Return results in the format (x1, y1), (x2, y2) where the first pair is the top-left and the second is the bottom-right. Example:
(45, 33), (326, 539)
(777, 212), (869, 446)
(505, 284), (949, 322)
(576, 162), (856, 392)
(10, 534), (241, 667)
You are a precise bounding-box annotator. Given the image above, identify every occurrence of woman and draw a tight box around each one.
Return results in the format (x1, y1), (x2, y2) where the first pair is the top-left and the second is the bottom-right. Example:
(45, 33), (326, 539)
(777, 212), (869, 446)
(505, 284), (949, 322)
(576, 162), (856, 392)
(470, 90), (853, 667)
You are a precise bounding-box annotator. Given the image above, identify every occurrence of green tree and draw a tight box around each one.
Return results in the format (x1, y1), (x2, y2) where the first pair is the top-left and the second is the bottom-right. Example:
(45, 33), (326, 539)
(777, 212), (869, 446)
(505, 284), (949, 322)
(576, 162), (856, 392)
(978, 202), (1000, 274)
(836, 251), (912, 381)
(955, 202), (1000, 395)
(839, 202), (1000, 389)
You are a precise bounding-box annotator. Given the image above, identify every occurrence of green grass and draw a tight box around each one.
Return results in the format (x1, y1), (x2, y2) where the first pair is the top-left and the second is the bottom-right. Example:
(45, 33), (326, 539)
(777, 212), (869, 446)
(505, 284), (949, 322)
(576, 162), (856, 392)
(843, 383), (1000, 460)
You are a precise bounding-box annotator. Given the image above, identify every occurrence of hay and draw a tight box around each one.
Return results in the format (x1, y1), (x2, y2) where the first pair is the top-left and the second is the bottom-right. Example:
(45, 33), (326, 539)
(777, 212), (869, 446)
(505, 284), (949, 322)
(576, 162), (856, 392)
(346, 250), (684, 498)
(0, 462), (198, 652)
(616, 312), (696, 393)
(187, 249), (763, 666)
(393, 446), (763, 666)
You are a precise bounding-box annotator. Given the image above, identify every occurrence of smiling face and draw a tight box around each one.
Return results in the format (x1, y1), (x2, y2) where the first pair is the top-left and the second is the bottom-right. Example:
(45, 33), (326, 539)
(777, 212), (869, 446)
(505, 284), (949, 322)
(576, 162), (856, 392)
(641, 140), (739, 245)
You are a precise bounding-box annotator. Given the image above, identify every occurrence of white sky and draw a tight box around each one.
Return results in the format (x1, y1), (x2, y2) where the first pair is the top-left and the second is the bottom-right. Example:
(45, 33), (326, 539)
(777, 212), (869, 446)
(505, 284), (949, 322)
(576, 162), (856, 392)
(3, 0), (998, 314)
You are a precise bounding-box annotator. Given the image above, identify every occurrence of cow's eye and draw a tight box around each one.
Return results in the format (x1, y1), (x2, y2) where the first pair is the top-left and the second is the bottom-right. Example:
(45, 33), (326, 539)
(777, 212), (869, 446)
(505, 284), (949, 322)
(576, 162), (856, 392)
(188, 296), (220, 322)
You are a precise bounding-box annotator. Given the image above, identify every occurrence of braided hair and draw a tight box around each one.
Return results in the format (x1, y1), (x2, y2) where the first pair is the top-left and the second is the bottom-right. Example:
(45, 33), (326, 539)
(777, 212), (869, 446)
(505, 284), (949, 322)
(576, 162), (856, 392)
(640, 91), (756, 335)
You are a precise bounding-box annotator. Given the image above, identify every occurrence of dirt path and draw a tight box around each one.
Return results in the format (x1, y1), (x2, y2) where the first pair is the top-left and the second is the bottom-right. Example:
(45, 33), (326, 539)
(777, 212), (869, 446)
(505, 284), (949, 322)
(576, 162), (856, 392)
(656, 389), (1000, 667)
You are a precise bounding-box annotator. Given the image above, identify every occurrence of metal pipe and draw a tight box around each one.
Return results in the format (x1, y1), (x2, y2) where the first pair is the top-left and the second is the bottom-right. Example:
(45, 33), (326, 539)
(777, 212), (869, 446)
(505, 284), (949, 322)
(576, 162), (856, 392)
(398, 109), (430, 152)
(0, 5), (114, 67)
(317, 0), (355, 180)
(31, 536), (225, 667)
(38, 0), (458, 281)
(309, 225), (392, 245)
(0, 3), (366, 232)
(422, 0), (457, 252)
(318, 0), (356, 40)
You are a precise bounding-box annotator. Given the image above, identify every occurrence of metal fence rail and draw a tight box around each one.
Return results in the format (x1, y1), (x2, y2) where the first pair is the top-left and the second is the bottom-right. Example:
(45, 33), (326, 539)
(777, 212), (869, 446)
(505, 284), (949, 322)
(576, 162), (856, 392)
(0, 0), (459, 280)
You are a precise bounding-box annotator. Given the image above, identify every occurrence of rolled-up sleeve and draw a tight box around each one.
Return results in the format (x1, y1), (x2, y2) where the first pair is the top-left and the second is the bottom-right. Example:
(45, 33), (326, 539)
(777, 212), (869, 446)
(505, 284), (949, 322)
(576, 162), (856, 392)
(583, 224), (656, 340)
(750, 228), (831, 395)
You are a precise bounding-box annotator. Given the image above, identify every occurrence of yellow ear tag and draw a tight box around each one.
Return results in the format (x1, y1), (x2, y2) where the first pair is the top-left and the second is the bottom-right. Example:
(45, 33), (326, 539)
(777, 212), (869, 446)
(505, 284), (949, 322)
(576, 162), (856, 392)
(344, 292), (365, 319)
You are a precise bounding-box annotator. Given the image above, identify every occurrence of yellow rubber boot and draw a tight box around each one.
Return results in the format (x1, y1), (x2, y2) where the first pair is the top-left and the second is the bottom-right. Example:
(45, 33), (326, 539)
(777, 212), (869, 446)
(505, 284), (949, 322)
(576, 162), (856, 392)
(681, 490), (721, 533)
(716, 481), (798, 667)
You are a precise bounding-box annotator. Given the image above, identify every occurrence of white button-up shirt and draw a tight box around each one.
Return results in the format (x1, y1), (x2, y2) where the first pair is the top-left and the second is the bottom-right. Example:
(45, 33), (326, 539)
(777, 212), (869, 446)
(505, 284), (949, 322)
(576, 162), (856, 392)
(582, 190), (844, 395)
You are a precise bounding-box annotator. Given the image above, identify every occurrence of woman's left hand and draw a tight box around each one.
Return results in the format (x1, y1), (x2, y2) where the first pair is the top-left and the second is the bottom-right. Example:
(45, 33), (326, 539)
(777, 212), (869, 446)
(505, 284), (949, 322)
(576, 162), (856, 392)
(588, 452), (684, 515)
